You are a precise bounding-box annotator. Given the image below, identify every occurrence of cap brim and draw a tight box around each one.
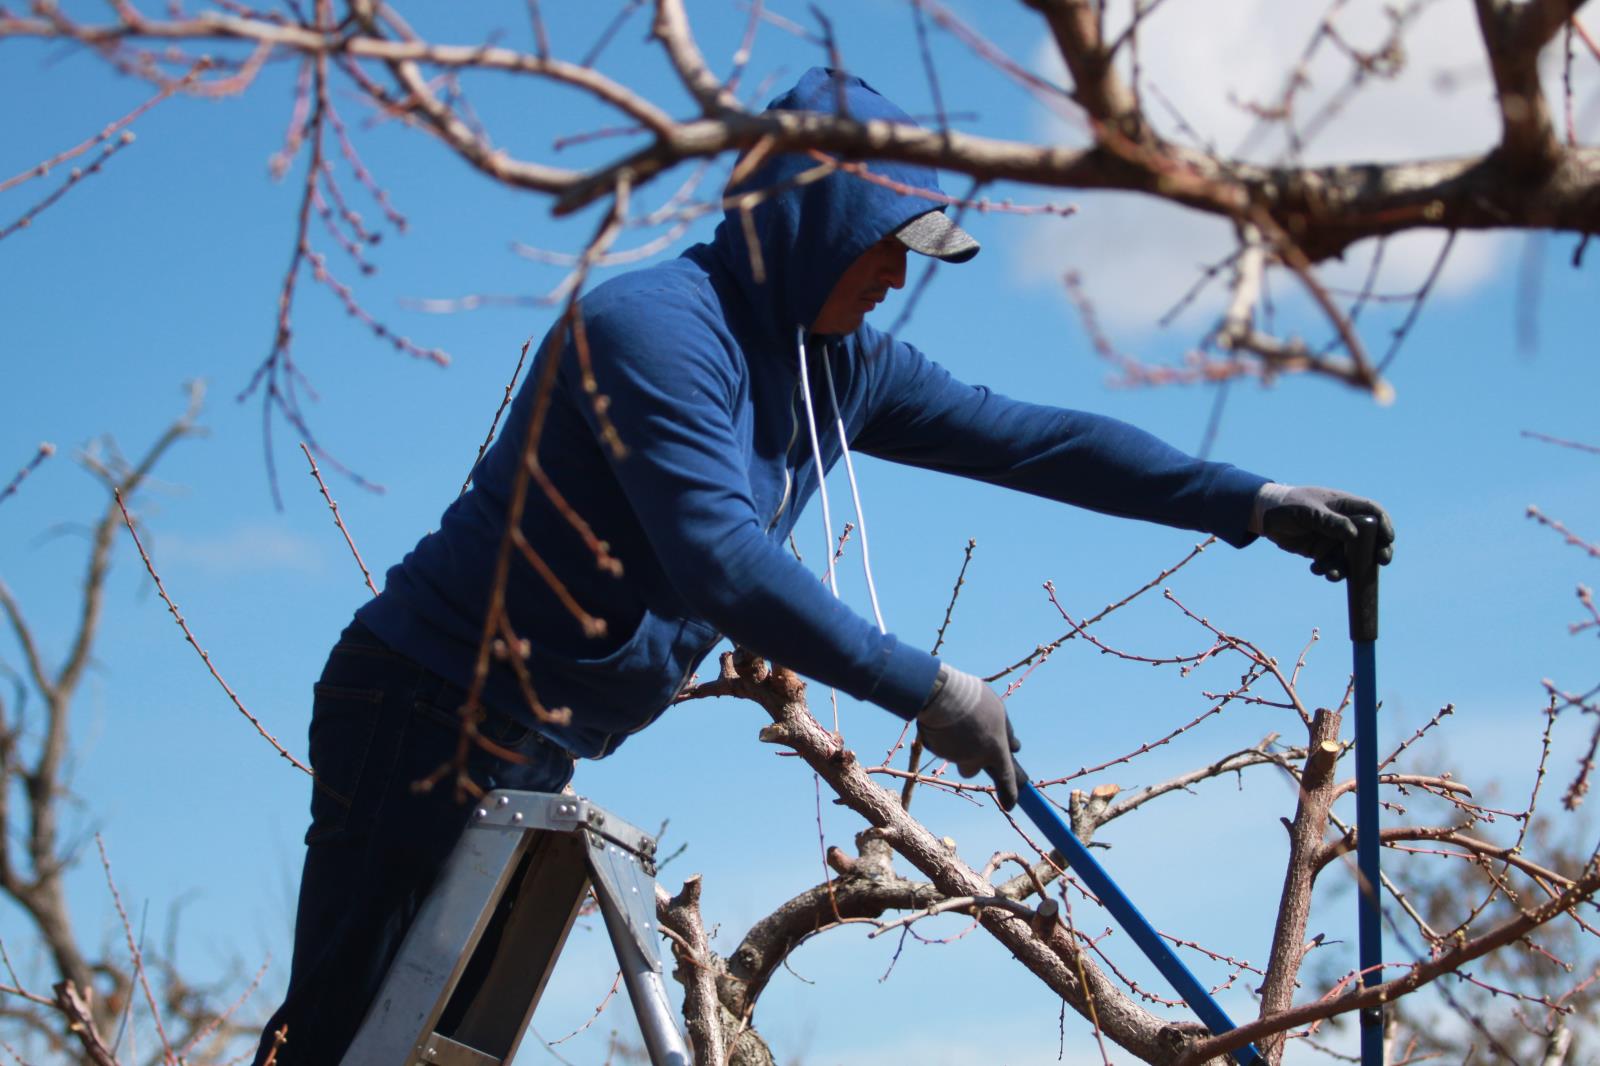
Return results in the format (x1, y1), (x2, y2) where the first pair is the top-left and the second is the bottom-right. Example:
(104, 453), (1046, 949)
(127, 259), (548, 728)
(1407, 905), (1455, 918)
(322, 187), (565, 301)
(894, 210), (980, 263)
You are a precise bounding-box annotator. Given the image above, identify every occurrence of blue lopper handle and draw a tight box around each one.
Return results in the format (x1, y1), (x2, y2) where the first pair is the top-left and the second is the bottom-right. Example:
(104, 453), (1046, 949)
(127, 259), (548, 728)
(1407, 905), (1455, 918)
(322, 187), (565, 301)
(1013, 763), (1263, 1066)
(1345, 515), (1384, 1066)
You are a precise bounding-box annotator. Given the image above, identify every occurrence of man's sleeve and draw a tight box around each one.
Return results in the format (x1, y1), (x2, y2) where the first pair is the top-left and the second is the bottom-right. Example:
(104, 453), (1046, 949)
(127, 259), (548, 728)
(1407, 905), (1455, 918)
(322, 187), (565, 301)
(569, 296), (939, 719)
(851, 330), (1269, 547)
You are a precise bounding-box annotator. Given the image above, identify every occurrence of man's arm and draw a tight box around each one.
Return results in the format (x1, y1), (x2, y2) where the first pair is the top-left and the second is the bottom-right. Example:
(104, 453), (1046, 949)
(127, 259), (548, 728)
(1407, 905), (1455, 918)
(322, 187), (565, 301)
(850, 328), (1268, 546)
(851, 329), (1394, 575)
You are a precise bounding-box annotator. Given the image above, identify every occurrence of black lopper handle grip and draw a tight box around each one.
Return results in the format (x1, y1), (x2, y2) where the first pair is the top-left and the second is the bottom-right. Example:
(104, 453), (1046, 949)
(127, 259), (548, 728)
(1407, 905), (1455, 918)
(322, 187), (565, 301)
(1345, 514), (1380, 642)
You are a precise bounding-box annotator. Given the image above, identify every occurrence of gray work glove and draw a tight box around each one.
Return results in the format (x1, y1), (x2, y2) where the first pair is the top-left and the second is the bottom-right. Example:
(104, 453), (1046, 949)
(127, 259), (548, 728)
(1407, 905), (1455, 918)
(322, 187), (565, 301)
(1255, 484), (1395, 582)
(918, 663), (1021, 810)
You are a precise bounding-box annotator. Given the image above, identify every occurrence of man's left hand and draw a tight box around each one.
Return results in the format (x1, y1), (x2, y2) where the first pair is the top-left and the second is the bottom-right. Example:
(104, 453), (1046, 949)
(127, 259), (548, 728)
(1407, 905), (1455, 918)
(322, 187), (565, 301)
(1258, 485), (1394, 582)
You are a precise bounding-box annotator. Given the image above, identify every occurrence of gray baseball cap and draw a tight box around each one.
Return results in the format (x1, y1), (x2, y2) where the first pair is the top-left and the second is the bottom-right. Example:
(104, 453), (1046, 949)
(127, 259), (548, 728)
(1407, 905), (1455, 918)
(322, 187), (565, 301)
(894, 210), (980, 263)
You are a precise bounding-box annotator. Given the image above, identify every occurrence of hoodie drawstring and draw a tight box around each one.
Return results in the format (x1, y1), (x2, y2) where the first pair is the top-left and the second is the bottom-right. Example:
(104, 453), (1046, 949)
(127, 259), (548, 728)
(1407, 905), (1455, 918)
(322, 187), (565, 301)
(795, 328), (888, 636)
(820, 346), (887, 635)
(796, 329), (840, 598)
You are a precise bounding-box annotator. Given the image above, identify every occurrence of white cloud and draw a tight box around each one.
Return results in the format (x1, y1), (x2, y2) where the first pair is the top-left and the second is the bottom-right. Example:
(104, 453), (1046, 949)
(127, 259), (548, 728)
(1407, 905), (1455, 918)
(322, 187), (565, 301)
(158, 522), (327, 577)
(1009, 0), (1596, 330)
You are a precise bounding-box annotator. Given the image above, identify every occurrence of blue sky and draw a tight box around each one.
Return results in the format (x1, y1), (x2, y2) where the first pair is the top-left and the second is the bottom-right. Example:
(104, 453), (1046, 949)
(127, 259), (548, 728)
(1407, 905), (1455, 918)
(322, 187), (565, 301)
(3, 2), (1598, 1063)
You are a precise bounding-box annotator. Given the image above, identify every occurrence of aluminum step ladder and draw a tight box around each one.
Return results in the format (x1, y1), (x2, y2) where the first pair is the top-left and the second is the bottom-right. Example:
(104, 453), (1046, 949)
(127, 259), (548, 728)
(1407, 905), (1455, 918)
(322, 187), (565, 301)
(341, 791), (691, 1066)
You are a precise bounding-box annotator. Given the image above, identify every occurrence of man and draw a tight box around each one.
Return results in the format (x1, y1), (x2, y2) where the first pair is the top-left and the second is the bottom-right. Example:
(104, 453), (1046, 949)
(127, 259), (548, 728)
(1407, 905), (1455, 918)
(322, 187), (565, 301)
(256, 68), (1393, 1064)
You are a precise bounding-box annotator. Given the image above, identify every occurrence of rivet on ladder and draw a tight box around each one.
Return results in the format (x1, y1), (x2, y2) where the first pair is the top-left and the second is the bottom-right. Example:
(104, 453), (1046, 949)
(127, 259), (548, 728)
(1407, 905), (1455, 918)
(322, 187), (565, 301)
(497, 795), (510, 807)
(473, 808), (487, 820)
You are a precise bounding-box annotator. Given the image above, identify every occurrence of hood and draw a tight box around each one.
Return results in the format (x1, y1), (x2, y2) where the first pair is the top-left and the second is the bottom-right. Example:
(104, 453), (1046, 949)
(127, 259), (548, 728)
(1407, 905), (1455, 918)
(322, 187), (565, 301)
(710, 68), (948, 336)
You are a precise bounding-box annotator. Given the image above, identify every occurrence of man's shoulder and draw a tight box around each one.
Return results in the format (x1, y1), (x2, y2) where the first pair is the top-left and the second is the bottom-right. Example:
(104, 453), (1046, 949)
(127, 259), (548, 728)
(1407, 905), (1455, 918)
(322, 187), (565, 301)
(583, 255), (724, 334)
(571, 253), (746, 386)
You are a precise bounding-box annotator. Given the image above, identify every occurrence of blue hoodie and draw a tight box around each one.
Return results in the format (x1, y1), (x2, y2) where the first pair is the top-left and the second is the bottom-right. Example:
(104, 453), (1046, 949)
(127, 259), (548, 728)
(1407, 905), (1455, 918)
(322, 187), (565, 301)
(356, 69), (1269, 758)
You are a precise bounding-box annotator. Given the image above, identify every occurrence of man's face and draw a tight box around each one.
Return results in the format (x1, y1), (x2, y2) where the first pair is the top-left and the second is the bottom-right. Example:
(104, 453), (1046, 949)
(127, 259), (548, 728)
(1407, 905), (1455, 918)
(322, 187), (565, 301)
(810, 236), (908, 335)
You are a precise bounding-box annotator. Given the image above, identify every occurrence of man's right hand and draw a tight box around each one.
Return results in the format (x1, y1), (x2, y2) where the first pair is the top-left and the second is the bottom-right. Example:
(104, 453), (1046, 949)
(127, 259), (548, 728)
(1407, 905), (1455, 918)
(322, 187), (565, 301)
(917, 664), (1021, 809)
(1256, 484), (1394, 582)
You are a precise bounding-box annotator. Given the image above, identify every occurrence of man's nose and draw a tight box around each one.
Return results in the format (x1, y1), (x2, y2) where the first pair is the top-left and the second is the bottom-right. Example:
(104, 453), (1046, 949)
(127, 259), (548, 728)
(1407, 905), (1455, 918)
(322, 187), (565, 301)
(883, 247), (908, 290)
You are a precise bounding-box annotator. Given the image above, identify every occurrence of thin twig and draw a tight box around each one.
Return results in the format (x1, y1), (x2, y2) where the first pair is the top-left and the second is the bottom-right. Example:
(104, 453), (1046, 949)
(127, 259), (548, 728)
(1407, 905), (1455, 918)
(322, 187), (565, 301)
(1528, 506), (1600, 560)
(0, 133), (137, 243)
(986, 538), (1214, 682)
(933, 538), (976, 657)
(300, 442), (378, 596)
(95, 836), (177, 1065)
(548, 971), (622, 1044)
(178, 956), (271, 1060)
(1376, 229), (1457, 374)
(0, 444), (54, 509)
(113, 489), (312, 775)
(0, 63), (202, 194)
(462, 337), (532, 496)
(1522, 429), (1600, 456)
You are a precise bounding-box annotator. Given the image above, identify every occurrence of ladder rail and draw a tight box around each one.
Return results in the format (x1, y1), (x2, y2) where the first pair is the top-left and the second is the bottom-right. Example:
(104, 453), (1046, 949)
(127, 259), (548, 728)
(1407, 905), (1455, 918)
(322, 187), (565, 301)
(449, 831), (591, 1056)
(341, 816), (532, 1065)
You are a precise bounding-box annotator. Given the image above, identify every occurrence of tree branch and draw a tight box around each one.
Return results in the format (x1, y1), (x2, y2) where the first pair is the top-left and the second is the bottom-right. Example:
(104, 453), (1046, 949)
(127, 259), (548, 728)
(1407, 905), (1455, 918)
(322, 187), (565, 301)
(720, 831), (937, 1019)
(709, 652), (1212, 1064)
(0, 11), (675, 135)
(1257, 709), (1343, 1063)
(1020, 0), (1148, 143)
(12, 8), (1600, 279)
(57, 381), (205, 701)
(1097, 740), (1290, 827)
(51, 980), (117, 1066)
(1176, 858), (1600, 1065)
(651, 0), (740, 116)
(656, 875), (728, 1066)
(0, 583), (53, 708)
(1472, 0), (1588, 174)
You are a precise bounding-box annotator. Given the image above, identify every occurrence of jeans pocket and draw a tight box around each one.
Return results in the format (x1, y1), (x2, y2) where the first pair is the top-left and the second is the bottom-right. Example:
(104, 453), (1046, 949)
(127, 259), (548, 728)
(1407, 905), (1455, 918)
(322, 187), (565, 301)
(409, 692), (573, 797)
(479, 710), (534, 749)
(305, 683), (384, 845)
(413, 690), (534, 749)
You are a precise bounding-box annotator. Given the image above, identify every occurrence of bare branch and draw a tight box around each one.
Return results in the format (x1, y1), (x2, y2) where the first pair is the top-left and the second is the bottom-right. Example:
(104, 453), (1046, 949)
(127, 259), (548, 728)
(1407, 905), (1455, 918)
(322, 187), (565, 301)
(0, 12), (675, 140)
(1527, 505), (1600, 559)
(1523, 429), (1600, 455)
(95, 836), (177, 1065)
(300, 443), (378, 597)
(719, 833), (935, 1019)
(114, 490), (312, 776)
(50, 981), (116, 1066)
(1318, 827), (1580, 891)
(1257, 709), (1343, 1062)
(710, 652), (1213, 1063)
(987, 537), (1214, 683)
(656, 876), (727, 1066)
(896, 537), (978, 809)
(1472, 0), (1587, 173)
(651, 0), (740, 115)
(462, 338), (532, 496)
(1096, 739), (1290, 825)
(0, 585), (53, 709)
(0, 444), (54, 509)
(1177, 858), (1600, 1065)
(0, 133), (138, 243)
(1020, 0), (1148, 142)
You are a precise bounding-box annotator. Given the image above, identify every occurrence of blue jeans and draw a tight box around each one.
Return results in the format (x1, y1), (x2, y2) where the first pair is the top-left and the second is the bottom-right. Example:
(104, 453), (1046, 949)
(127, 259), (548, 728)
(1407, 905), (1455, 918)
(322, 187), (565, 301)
(254, 621), (574, 1066)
